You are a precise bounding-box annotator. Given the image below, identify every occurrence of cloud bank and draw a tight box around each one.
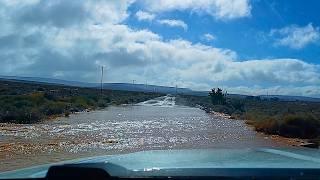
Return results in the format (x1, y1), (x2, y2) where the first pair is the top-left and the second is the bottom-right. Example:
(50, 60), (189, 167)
(0, 0), (319, 97)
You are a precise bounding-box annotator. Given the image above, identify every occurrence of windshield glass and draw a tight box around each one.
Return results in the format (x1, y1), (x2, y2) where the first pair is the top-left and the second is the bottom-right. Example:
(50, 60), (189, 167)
(0, 0), (320, 178)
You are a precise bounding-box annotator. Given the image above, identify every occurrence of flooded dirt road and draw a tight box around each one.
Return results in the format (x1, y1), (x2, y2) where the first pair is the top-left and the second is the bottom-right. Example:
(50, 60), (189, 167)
(0, 96), (289, 171)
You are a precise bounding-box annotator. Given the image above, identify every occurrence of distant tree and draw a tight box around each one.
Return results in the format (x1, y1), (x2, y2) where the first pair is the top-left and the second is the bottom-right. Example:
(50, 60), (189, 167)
(209, 88), (227, 105)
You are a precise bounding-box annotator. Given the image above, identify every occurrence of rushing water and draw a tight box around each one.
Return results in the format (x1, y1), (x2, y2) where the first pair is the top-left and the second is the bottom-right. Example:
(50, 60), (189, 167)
(0, 95), (288, 171)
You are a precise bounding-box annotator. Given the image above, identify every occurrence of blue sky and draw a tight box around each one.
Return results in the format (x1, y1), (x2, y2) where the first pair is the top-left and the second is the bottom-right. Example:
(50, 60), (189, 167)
(127, 0), (320, 62)
(0, 0), (319, 97)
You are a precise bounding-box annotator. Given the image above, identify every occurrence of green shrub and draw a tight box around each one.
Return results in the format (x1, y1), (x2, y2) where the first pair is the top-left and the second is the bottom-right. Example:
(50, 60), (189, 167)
(13, 100), (33, 108)
(97, 99), (108, 108)
(0, 108), (42, 124)
(212, 105), (233, 115)
(0, 79), (163, 123)
(71, 96), (89, 108)
(176, 93), (320, 139)
(229, 100), (245, 112)
(28, 92), (46, 105)
(279, 115), (320, 138)
(41, 102), (67, 116)
(44, 92), (56, 100)
(253, 118), (279, 135)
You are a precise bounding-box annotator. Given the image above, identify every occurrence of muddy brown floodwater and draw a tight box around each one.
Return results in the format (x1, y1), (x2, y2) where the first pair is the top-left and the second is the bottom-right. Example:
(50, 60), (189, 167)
(0, 96), (290, 172)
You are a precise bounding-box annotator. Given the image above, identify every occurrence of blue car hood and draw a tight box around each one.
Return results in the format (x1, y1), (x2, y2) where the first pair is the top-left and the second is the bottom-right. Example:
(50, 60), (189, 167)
(1, 148), (320, 179)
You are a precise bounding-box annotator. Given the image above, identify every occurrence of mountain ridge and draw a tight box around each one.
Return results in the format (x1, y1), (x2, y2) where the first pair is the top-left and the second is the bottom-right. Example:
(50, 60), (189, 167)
(0, 75), (319, 102)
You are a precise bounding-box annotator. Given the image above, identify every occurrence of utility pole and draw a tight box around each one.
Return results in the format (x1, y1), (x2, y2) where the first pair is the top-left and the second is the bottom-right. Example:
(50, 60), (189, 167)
(100, 66), (104, 97)
(175, 84), (178, 95)
(132, 80), (135, 85)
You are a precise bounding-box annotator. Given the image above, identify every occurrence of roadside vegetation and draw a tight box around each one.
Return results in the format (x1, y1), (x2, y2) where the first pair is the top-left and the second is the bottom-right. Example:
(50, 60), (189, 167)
(176, 89), (320, 141)
(0, 80), (162, 124)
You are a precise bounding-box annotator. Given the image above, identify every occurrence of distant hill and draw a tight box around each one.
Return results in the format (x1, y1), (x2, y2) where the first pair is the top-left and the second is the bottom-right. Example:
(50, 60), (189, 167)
(0, 75), (96, 87)
(0, 75), (193, 95)
(259, 95), (320, 102)
(1, 75), (319, 102)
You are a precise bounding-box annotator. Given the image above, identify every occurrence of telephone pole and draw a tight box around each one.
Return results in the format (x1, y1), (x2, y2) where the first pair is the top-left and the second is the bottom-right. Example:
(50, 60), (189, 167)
(100, 66), (104, 96)
(175, 80), (178, 95)
(175, 84), (178, 95)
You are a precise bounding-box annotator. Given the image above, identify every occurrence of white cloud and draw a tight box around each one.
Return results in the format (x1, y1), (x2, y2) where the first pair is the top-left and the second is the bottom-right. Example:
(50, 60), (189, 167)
(1, 0), (40, 6)
(135, 10), (155, 21)
(0, 0), (320, 97)
(202, 33), (216, 41)
(140, 0), (251, 20)
(158, 19), (188, 30)
(84, 0), (135, 24)
(270, 23), (320, 49)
